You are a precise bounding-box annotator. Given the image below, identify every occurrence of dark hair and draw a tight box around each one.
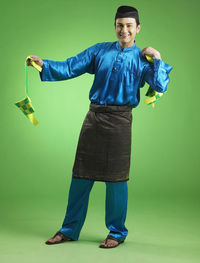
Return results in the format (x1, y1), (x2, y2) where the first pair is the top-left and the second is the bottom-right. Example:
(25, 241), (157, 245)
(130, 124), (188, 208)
(114, 6), (140, 27)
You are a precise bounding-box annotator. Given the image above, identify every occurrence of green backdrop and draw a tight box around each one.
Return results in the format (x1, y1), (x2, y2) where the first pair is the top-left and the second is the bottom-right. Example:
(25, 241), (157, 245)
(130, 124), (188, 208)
(1, 0), (200, 262)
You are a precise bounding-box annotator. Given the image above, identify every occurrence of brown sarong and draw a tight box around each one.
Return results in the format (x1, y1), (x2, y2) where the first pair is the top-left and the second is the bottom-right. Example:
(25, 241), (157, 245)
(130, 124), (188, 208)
(72, 103), (133, 182)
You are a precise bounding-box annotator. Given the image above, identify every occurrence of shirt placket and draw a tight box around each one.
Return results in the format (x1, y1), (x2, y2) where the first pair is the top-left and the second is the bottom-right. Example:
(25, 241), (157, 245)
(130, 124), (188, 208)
(110, 51), (125, 80)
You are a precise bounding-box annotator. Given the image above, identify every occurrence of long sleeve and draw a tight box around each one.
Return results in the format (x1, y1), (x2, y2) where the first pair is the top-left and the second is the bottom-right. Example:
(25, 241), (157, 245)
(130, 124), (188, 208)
(140, 58), (173, 93)
(39, 44), (100, 81)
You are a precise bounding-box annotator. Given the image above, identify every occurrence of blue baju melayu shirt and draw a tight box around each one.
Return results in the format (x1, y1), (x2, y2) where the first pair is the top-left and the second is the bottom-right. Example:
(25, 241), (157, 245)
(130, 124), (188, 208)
(40, 40), (173, 108)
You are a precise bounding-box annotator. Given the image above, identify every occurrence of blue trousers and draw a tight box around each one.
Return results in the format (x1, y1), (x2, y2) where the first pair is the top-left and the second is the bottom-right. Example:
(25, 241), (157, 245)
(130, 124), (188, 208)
(59, 174), (128, 241)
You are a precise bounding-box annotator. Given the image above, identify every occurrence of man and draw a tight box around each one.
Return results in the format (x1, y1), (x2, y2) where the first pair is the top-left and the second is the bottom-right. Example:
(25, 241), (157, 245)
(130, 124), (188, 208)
(27, 6), (173, 248)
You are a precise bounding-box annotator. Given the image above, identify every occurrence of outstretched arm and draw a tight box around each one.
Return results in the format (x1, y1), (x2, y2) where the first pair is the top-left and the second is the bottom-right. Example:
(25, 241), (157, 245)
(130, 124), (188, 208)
(27, 44), (100, 82)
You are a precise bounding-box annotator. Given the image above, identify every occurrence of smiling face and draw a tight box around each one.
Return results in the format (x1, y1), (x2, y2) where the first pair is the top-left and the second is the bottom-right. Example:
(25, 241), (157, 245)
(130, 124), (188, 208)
(115, 17), (141, 48)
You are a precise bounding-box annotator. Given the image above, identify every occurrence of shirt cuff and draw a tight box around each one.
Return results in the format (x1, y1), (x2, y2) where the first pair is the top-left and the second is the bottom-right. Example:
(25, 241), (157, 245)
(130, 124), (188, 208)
(154, 58), (173, 73)
(153, 59), (173, 93)
(39, 60), (49, 81)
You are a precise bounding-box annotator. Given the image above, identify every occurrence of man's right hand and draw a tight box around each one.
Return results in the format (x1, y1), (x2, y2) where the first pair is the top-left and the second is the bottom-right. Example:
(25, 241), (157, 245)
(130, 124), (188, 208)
(27, 55), (44, 68)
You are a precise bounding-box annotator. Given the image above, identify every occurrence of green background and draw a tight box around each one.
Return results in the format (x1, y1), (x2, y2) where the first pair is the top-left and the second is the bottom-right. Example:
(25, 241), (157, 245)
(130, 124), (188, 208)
(1, 0), (200, 262)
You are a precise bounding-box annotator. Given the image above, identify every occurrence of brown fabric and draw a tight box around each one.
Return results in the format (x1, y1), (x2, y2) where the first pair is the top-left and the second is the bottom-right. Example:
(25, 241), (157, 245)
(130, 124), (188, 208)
(54, 231), (72, 241)
(45, 231), (73, 245)
(99, 235), (124, 248)
(106, 235), (124, 243)
(72, 103), (133, 182)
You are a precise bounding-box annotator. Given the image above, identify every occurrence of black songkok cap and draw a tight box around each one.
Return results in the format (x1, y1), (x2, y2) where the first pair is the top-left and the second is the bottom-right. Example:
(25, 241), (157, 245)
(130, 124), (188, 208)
(115, 6), (140, 25)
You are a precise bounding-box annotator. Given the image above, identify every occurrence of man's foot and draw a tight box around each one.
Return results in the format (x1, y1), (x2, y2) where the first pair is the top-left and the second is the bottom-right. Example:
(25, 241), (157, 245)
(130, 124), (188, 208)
(99, 235), (124, 248)
(45, 231), (73, 245)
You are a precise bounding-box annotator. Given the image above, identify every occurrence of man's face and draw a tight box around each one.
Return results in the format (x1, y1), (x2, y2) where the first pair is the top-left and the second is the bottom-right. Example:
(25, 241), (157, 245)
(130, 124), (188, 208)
(115, 17), (141, 48)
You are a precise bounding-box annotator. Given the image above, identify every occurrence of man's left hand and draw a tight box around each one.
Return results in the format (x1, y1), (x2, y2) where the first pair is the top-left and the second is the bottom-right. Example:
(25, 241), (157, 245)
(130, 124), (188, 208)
(142, 47), (162, 60)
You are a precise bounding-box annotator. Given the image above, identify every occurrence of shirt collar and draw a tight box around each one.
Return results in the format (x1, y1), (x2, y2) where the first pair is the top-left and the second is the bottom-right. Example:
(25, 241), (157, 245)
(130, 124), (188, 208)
(116, 40), (136, 52)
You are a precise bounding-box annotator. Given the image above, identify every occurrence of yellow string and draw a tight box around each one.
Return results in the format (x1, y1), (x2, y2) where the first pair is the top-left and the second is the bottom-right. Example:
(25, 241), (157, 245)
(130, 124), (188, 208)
(15, 57), (42, 126)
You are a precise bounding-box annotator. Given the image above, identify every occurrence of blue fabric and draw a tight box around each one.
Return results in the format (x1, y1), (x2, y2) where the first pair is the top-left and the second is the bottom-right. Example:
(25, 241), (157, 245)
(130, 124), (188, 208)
(39, 40), (173, 108)
(59, 174), (128, 241)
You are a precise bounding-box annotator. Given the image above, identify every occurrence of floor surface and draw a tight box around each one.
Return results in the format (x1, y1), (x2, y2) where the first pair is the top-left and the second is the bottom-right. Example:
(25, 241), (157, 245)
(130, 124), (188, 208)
(0, 196), (199, 263)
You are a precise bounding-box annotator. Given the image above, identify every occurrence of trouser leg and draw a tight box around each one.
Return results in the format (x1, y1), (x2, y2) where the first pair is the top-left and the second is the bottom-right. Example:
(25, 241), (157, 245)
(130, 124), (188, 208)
(105, 181), (128, 241)
(59, 174), (94, 240)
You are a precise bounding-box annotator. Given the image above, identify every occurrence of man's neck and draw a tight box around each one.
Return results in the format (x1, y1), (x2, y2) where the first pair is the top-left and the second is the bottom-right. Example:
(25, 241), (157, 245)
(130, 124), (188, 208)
(118, 40), (135, 49)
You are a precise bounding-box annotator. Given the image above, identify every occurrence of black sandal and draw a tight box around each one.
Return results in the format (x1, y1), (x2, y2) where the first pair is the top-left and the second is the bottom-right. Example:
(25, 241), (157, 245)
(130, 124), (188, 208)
(99, 235), (124, 249)
(45, 231), (74, 245)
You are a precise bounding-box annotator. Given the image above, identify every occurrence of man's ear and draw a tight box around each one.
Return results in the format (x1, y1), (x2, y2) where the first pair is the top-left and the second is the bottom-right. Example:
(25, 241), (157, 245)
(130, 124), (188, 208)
(136, 24), (141, 34)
